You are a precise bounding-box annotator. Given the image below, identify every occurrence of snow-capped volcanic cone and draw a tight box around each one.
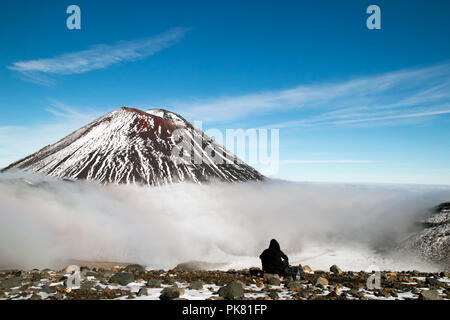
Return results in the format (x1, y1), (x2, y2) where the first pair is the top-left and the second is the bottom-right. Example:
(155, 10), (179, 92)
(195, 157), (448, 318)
(1, 107), (264, 185)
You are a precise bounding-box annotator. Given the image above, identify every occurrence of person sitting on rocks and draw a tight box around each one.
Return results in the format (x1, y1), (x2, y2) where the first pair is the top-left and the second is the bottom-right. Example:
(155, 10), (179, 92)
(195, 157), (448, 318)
(259, 239), (290, 277)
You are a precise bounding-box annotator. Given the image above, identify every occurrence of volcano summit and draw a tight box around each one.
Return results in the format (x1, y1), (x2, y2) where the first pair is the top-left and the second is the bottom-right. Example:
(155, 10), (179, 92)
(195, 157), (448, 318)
(1, 107), (264, 185)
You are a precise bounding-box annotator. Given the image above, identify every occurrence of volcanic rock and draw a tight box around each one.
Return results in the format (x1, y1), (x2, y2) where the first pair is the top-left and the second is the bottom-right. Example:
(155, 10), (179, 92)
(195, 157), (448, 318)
(189, 281), (204, 290)
(218, 281), (245, 300)
(425, 277), (440, 287)
(0, 277), (23, 289)
(268, 291), (279, 300)
(146, 278), (162, 288)
(124, 264), (145, 273)
(315, 277), (329, 286)
(264, 274), (281, 286)
(419, 289), (443, 300)
(286, 281), (302, 291)
(109, 273), (135, 286)
(330, 265), (343, 275)
(160, 286), (184, 300)
(80, 281), (95, 290)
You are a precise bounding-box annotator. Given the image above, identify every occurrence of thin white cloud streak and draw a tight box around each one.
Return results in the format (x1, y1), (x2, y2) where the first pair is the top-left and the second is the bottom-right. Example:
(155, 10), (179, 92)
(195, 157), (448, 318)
(8, 27), (189, 84)
(173, 63), (450, 127)
(280, 160), (378, 164)
(44, 99), (98, 121)
(333, 108), (450, 125)
(268, 106), (450, 129)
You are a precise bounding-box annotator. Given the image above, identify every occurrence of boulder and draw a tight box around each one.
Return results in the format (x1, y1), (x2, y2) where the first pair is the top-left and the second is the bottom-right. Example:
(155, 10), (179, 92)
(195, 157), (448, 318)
(234, 280), (246, 289)
(330, 265), (343, 275)
(109, 273), (135, 286)
(315, 276), (329, 286)
(295, 290), (310, 299)
(124, 264), (145, 273)
(218, 281), (245, 300)
(264, 273), (281, 286)
(80, 281), (95, 290)
(31, 273), (41, 282)
(188, 281), (204, 290)
(419, 289), (442, 300)
(146, 278), (162, 288)
(174, 261), (222, 272)
(160, 286), (184, 300)
(0, 277), (23, 289)
(425, 277), (440, 287)
(268, 291), (279, 300)
(286, 281), (302, 291)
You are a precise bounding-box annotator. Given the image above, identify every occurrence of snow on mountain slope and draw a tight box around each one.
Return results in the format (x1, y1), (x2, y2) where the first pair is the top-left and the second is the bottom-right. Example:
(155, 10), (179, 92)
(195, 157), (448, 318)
(1, 107), (264, 185)
(401, 202), (450, 269)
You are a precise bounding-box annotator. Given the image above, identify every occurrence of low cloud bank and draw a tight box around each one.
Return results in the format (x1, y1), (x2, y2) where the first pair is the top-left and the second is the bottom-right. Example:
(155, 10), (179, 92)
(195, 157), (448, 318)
(0, 171), (448, 271)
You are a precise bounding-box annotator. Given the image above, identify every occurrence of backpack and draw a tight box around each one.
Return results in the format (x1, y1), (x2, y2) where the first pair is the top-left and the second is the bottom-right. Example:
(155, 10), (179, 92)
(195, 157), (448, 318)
(289, 265), (304, 280)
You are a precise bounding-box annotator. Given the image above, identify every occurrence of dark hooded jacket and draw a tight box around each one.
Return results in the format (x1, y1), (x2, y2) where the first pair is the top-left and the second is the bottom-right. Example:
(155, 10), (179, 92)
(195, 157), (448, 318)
(259, 239), (289, 275)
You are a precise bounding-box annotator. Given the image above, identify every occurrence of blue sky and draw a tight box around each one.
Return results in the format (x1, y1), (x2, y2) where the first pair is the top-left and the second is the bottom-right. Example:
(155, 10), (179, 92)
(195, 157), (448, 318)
(1, 0), (450, 184)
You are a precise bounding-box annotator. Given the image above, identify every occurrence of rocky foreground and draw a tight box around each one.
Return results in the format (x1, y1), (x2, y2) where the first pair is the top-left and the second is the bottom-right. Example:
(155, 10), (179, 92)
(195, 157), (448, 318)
(0, 263), (449, 301)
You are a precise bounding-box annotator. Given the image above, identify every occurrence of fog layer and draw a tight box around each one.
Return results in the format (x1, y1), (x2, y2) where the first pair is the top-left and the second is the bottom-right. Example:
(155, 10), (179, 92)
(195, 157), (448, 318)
(0, 171), (449, 271)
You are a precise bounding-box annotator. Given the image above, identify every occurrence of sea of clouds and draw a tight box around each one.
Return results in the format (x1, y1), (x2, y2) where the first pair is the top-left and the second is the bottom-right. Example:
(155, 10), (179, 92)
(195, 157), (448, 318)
(0, 171), (449, 271)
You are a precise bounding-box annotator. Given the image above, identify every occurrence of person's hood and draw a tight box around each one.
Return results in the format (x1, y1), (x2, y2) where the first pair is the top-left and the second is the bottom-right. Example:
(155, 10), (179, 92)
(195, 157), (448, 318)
(269, 239), (280, 251)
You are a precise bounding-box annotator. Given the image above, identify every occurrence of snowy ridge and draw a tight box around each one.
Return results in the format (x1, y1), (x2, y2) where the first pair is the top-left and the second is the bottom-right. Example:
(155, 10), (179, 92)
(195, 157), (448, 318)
(2, 107), (264, 185)
(401, 203), (450, 269)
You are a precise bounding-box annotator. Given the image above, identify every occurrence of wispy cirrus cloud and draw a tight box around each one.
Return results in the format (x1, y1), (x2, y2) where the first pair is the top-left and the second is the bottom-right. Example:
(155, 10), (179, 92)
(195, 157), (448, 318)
(267, 104), (450, 129)
(8, 27), (190, 85)
(280, 160), (378, 164)
(173, 62), (450, 127)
